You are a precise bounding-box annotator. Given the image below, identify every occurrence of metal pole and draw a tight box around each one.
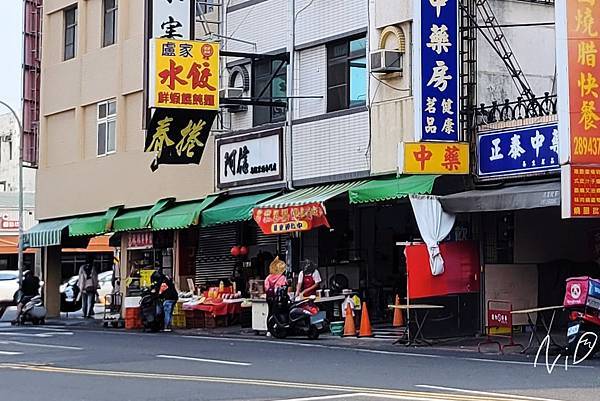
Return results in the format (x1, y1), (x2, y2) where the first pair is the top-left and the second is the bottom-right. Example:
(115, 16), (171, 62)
(0, 100), (24, 286)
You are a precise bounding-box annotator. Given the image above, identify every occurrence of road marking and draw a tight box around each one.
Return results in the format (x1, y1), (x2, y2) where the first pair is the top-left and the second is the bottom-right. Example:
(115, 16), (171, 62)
(416, 385), (566, 401)
(464, 357), (594, 369)
(0, 340), (82, 351)
(0, 363), (567, 401)
(274, 394), (453, 401)
(156, 354), (251, 366)
(0, 331), (73, 338)
(0, 351), (23, 355)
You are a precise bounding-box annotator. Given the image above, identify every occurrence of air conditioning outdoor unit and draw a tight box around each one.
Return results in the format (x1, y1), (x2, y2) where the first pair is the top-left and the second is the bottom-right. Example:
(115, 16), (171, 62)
(219, 87), (247, 112)
(370, 49), (403, 74)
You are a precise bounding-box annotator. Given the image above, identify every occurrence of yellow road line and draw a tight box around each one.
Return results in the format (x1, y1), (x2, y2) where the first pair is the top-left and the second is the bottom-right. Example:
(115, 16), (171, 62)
(0, 363), (563, 401)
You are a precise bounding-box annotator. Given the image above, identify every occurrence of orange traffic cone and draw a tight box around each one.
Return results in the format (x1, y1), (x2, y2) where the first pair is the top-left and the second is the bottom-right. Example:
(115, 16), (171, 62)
(343, 303), (357, 337)
(359, 302), (373, 337)
(393, 295), (404, 327)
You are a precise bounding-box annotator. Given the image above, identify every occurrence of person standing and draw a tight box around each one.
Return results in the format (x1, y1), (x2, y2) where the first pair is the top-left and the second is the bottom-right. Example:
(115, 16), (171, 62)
(295, 259), (322, 298)
(77, 256), (98, 318)
(159, 275), (178, 332)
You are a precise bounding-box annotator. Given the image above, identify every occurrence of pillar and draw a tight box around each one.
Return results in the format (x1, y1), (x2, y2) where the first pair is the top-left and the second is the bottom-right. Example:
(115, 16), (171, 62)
(43, 246), (61, 318)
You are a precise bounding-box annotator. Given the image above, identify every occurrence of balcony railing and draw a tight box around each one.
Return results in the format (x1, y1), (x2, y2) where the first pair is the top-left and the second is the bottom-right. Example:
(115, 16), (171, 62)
(474, 92), (557, 127)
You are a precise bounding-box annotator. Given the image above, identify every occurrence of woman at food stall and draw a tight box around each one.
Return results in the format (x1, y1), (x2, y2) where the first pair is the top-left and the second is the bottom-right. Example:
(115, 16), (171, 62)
(295, 259), (322, 298)
(264, 256), (288, 296)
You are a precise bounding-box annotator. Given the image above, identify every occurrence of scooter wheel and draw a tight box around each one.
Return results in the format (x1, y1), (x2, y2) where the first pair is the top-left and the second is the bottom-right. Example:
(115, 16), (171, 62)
(308, 326), (320, 340)
(267, 317), (287, 339)
(32, 319), (40, 325)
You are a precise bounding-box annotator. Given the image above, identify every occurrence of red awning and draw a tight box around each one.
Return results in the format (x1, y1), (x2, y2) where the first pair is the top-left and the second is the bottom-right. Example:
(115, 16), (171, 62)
(0, 236), (36, 255)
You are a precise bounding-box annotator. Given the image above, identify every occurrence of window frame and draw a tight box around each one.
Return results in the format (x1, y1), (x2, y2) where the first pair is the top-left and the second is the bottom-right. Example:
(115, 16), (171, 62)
(326, 35), (367, 113)
(64, 6), (78, 61)
(102, 0), (118, 47)
(251, 58), (288, 127)
(96, 99), (117, 157)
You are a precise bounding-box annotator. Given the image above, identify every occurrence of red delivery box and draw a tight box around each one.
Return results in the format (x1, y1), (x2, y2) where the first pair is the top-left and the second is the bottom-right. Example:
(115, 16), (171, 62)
(564, 276), (600, 307)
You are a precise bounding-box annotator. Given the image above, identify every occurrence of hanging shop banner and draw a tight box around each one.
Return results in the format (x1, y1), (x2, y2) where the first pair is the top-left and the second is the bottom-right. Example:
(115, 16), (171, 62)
(151, 0), (195, 40)
(128, 231), (153, 250)
(145, 108), (217, 171)
(217, 129), (283, 189)
(413, 0), (460, 141)
(399, 142), (469, 174)
(149, 38), (220, 110)
(253, 203), (330, 235)
(477, 123), (560, 178)
(562, 165), (600, 217)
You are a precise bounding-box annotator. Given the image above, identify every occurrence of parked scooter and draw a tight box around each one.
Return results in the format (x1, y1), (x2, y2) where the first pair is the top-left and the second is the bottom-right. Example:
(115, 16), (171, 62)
(564, 276), (600, 355)
(12, 280), (47, 326)
(139, 287), (163, 332)
(266, 285), (328, 339)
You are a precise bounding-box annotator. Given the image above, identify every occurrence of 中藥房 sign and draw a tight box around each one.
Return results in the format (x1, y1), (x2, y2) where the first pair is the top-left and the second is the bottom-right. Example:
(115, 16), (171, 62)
(253, 203), (329, 235)
(217, 129), (283, 189)
(399, 142), (469, 174)
(477, 124), (560, 178)
(149, 38), (220, 110)
(151, 0), (195, 40)
(413, 0), (460, 142)
(145, 108), (217, 171)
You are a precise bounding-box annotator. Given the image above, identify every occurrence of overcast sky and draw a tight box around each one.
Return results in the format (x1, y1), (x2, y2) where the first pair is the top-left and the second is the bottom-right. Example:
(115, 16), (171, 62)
(0, 1), (24, 115)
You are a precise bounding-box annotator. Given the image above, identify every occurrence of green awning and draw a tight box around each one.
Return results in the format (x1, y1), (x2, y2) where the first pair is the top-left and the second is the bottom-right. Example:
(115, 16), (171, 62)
(23, 218), (73, 248)
(256, 181), (366, 209)
(152, 196), (218, 231)
(348, 175), (438, 204)
(69, 206), (123, 237)
(113, 199), (173, 232)
(201, 192), (279, 227)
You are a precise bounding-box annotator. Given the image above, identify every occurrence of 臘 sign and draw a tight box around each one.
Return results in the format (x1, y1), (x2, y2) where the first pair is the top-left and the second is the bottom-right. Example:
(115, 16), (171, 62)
(399, 142), (469, 174)
(561, 165), (600, 217)
(413, 0), (460, 141)
(217, 129), (283, 189)
(253, 203), (329, 235)
(477, 124), (560, 178)
(128, 231), (153, 250)
(149, 39), (220, 110)
(145, 108), (217, 171)
(151, 0), (195, 40)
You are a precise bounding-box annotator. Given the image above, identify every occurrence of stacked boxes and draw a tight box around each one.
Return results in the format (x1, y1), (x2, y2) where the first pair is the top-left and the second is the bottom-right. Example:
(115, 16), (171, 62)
(124, 307), (142, 330)
(172, 302), (186, 329)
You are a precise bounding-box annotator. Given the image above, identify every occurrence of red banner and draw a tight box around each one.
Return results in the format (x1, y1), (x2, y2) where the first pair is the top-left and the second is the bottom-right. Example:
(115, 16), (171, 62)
(253, 203), (330, 234)
(570, 165), (600, 217)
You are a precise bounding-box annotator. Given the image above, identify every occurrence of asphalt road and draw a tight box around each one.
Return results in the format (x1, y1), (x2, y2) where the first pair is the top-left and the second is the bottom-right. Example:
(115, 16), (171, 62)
(0, 323), (598, 401)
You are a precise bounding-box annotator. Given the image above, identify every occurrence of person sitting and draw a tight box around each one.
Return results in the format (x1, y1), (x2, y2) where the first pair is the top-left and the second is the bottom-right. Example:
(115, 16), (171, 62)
(14, 270), (40, 321)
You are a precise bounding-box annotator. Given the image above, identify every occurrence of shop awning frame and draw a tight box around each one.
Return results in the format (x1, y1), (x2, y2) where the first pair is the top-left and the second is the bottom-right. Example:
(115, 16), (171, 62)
(348, 175), (438, 204)
(201, 191), (279, 227)
(256, 181), (366, 209)
(152, 196), (218, 231)
(69, 206), (123, 237)
(113, 198), (174, 232)
(23, 218), (74, 248)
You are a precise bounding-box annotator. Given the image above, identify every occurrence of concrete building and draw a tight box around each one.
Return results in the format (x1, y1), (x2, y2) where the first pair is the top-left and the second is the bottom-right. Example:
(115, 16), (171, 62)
(0, 113), (36, 193)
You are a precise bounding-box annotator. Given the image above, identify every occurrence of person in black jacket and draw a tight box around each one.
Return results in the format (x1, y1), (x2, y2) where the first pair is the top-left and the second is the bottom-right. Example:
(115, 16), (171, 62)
(15, 270), (40, 319)
(159, 275), (178, 332)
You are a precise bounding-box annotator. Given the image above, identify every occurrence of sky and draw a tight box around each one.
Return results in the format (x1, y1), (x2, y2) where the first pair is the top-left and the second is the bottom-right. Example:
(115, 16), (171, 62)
(0, 1), (24, 115)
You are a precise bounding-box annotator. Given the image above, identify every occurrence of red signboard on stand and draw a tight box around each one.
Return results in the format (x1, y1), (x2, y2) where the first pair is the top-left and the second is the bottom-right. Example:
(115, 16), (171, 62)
(253, 203), (330, 235)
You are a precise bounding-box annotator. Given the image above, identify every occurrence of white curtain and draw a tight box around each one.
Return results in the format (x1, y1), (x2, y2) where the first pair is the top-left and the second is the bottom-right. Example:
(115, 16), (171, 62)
(409, 195), (456, 276)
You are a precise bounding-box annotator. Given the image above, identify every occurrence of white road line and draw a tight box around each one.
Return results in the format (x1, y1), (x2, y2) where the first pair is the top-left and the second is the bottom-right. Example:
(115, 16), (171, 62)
(416, 385), (567, 401)
(0, 351), (23, 355)
(272, 394), (447, 401)
(272, 393), (362, 401)
(156, 354), (251, 366)
(0, 331), (74, 338)
(0, 340), (82, 350)
(464, 357), (594, 369)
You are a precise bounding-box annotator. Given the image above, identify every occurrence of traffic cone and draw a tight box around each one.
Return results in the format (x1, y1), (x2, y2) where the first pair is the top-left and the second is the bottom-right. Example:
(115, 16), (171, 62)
(393, 295), (404, 327)
(343, 303), (357, 337)
(359, 302), (373, 337)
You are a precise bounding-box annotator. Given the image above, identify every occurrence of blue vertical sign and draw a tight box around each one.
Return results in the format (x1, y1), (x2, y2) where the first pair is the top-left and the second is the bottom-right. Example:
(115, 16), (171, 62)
(414, 0), (460, 142)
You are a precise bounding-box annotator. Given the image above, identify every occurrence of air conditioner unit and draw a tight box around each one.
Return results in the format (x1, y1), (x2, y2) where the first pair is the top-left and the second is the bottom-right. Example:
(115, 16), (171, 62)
(370, 49), (403, 74)
(219, 87), (247, 113)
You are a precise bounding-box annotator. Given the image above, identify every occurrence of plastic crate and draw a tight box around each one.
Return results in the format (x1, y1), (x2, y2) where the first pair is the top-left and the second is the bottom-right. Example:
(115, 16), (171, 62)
(172, 313), (186, 329)
(174, 302), (184, 315)
(204, 314), (227, 329)
(184, 309), (205, 328)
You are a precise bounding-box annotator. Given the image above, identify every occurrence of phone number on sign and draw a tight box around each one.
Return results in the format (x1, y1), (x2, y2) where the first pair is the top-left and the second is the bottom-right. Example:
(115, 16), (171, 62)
(574, 136), (600, 156)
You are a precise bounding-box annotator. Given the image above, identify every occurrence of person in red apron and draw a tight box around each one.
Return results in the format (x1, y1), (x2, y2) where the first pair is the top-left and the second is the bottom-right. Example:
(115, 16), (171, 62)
(295, 259), (322, 298)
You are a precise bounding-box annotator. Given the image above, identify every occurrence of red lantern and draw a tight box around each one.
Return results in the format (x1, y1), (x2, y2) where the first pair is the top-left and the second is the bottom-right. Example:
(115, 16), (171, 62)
(239, 246), (248, 256)
(230, 246), (240, 257)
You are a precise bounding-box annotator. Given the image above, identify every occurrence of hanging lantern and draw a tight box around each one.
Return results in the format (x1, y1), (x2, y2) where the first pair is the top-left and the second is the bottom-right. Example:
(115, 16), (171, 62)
(239, 246), (248, 256)
(230, 246), (240, 257)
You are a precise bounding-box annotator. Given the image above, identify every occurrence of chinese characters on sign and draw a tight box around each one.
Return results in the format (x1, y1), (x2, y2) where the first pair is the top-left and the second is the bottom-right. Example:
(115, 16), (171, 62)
(477, 124), (560, 178)
(151, 0), (194, 40)
(399, 142), (469, 174)
(149, 39), (220, 110)
(128, 231), (153, 250)
(569, 166), (600, 217)
(415, 0), (460, 141)
(145, 108), (217, 171)
(253, 203), (329, 235)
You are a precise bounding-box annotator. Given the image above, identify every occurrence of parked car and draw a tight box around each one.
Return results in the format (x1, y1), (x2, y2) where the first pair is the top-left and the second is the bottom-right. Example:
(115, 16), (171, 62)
(0, 270), (19, 303)
(60, 270), (114, 312)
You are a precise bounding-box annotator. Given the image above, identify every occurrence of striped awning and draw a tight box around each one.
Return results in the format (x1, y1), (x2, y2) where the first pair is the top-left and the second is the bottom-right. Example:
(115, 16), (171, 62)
(256, 181), (366, 209)
(23, 218), (74, 248)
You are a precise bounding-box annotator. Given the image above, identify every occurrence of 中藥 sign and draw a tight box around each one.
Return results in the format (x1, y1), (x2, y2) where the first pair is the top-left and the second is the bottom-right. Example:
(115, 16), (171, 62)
(399, 142), (469, 174)
(477, 124), (560, 178)
(217, 129), (283, 189)
(413, 0), (460, 142)
(149, 39), (220, 110)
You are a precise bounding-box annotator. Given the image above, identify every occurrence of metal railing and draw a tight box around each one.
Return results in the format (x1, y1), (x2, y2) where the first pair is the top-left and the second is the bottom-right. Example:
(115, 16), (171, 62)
(474, 92), (557, 126)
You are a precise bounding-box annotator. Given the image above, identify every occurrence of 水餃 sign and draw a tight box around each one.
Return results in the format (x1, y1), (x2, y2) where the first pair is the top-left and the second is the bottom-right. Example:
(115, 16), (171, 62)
(399, 142), (469, 174)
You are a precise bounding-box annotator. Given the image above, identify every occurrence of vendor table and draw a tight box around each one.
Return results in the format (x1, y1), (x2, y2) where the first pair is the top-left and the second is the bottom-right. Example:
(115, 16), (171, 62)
(388, 304), (444, 346)
(511, 305), (563, 354)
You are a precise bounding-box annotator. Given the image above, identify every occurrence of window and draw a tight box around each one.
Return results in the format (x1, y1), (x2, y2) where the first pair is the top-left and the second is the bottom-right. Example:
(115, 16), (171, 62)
(252, 59), (287, 126)
(97, 99), (117, 156)
(64, 6), (77, 60)
(327, 36), (367, 112)
(103, 0), (118, 47)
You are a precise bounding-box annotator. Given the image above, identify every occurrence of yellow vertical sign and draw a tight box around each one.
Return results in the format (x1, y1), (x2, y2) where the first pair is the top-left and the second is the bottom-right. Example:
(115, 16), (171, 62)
(149, 38), (220, 110)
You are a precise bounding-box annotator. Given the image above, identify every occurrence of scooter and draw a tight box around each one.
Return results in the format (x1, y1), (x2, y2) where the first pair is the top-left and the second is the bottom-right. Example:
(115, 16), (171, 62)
(12, 295), (47, 326)
(266, 285), (328, 340)
(139, 287), (163, 332)
(564, 276), (600, 355)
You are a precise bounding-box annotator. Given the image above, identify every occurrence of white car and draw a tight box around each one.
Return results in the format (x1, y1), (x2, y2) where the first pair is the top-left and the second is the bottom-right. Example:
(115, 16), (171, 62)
(0, 270), (19, 303)
(97, 270), (115, 305)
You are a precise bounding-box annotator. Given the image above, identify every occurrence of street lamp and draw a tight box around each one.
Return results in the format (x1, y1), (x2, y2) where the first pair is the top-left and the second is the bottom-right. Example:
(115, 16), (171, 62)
(0, 100), (25, 286)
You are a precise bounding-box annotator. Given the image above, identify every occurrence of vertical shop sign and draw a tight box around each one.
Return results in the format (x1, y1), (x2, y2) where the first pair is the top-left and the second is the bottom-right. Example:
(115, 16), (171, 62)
(151, 0), (195, 40)
(557, 0), (600, 217)
(413, 0), (460, 142)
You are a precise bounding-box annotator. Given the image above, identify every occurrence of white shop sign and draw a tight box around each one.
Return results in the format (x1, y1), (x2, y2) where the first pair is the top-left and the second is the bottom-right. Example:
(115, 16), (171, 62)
(217, 129), (283, 189)
(151, 0), (194, 40)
